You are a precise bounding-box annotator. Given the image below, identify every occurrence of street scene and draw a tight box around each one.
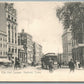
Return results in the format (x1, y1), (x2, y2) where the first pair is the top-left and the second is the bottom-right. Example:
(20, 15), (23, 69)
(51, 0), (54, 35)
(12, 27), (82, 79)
(0, 2), (84, 81)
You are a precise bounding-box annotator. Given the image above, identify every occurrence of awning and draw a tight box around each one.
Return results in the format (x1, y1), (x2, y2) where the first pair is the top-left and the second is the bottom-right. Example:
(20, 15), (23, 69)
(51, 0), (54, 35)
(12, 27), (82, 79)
(0, 58), (11, 63)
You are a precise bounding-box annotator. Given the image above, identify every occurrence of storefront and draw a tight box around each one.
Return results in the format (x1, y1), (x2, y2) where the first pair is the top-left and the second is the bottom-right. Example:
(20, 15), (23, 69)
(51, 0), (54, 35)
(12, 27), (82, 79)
(72, 46), (84, 67)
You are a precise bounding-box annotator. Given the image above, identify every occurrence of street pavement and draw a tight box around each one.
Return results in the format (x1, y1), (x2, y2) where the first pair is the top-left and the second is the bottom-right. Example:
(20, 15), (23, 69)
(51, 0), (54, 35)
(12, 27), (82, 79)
(0, 65), (84, 81)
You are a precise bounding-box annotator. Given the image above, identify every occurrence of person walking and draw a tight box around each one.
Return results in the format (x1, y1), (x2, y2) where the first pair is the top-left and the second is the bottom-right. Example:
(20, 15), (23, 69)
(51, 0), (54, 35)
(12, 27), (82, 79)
(58, 62), (61, 68)
(49, 58), (54, 72)
(14, 58), (20, 69)
(69, 59), (75, 72)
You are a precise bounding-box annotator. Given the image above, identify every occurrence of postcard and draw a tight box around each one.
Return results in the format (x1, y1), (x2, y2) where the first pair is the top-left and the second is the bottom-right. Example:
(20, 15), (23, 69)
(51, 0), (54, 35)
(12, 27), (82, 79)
(0, 1), (84, 82)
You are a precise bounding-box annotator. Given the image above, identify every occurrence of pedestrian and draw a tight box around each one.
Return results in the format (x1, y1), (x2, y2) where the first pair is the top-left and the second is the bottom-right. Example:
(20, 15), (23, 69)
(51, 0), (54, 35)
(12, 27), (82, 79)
(77, 61), (80, 69)
(69, 59), (75, 72)
(49, 58), (54, 72)
(14, 58), (20, 69)
(78, 62), (80, 68)
(58, 62), (61, 68)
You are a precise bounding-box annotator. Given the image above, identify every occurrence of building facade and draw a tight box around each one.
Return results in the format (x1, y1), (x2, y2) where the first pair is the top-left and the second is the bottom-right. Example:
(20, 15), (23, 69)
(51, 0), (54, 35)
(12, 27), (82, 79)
(0, 31), (7, 58)
(72, 27), (84, 66)
(72, 5), (84, 67)
(18, 45), (26, 64)
(0, 3), (18, 62)
(18, 33), (27, 64)
(33, 42), (42, 65)
(62, 28), (72, 64)
(18, 29), (33, 64)
(57, 53), (63, 64)
(72, 24), (84, 66)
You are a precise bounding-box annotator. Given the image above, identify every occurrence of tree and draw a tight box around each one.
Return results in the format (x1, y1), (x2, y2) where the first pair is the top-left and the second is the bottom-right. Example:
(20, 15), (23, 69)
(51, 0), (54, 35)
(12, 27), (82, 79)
(56, 2), (84, 37)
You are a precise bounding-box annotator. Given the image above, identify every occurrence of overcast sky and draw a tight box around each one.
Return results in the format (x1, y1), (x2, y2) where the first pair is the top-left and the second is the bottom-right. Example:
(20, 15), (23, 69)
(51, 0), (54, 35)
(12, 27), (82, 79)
(14, 2), (64, 54)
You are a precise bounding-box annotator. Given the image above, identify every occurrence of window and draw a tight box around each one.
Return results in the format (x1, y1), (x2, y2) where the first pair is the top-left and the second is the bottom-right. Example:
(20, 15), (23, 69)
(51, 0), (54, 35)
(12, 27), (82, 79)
(15, 39), (17, 44)
(8, 24), (10, 43)
(3, 51), (6, 55)
(12, 17), (13, 21)
(3, 37), (7, 42)
(12, 39), (14, 43)
(15, 19), (16, 22)
(12, 48), (14, 53)
(8, 48), (10, 52)
(15, 27), (17, 44)
(0, 44), (2, 47)
(0, 37), (2, 41)
(0, 51), (2, 55)
(12, 25), (14, 43)
(18, 39), (21, 45)
(8, 15), (10, 19)
(3, 44), (7, 48)
(15, 48), (17, 53)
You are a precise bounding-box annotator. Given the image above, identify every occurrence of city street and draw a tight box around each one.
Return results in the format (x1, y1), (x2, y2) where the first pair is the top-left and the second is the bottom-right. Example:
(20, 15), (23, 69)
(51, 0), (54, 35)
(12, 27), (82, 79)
(0, 65), (84, 81)
(0, 2), (84, 82)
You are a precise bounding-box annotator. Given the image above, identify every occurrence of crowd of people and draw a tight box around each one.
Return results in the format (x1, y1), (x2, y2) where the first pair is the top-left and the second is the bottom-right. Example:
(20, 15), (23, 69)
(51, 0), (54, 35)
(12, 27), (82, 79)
(10, 56), (82, 71)
(46, 57), (82, 72)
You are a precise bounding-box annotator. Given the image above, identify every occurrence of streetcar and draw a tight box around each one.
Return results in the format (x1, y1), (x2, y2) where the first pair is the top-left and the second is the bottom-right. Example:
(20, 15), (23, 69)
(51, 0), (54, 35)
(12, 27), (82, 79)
(41, 53), (58, 69)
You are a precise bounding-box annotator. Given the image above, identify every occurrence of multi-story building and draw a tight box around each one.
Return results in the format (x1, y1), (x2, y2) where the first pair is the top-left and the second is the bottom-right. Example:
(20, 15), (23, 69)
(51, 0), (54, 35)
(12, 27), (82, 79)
(18, 33), (26, 64)
(0, 3), (18, 62)
(62, 28), (72, 64)
(72, 5), (84, 67)
(18, 33), (27, 63)
(18, 29), (33, 64)
(33, 42), (42, 65)
(18, 45), (26, 65)
(0, 31), (7, 58)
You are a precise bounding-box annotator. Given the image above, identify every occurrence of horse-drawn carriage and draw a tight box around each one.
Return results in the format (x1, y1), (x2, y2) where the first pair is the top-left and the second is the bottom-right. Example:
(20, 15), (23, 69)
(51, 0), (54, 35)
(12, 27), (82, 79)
(41, 53), (58, 69)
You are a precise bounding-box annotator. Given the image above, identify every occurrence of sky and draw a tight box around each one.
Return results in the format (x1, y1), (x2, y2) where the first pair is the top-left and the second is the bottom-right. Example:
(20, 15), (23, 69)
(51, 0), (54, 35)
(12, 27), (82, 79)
(14, 2), (64, 54)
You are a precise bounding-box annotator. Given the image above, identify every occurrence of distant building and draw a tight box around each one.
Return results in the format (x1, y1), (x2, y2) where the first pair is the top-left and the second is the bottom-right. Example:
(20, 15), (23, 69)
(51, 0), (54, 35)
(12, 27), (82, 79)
(18, 34), (26, 64)
(33, 42), (42, 65)
(0, 3), (18, 62)
(57, 53), (63, 64)
(62, 28), (72, 64)
(18, 29), (33, 64)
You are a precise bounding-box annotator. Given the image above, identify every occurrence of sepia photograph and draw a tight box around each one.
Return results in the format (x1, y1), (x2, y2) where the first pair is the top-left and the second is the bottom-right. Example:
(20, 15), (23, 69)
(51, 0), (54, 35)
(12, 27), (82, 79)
(0, 1), (84, 82)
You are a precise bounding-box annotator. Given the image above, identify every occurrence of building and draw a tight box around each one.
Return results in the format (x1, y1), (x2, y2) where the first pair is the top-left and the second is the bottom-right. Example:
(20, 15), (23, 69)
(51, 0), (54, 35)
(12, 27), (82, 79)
(0, 3), (18, 62)
(0, 31), (7, 58)
(18, 33), (27, 64)
(62, 28), (72, 64)
(18, 29), (33, 64)
(18, 45), (26, 65)
(57, 53), (63, 64)
(33, 42), (42, 65)
(72, 5), (84, 67)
